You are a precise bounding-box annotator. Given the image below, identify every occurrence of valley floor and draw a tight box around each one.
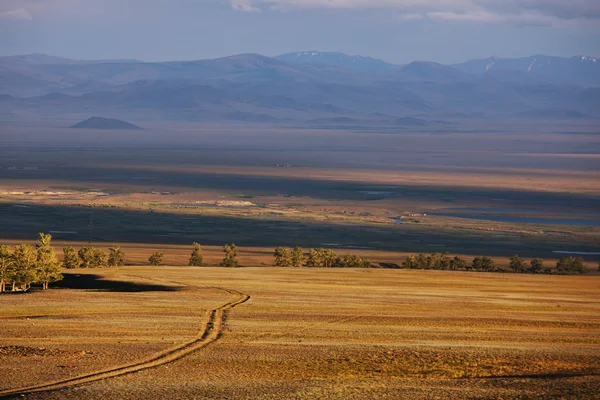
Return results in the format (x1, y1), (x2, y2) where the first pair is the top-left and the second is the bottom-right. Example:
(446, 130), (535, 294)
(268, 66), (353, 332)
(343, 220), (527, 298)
(1, 267), (599, 399)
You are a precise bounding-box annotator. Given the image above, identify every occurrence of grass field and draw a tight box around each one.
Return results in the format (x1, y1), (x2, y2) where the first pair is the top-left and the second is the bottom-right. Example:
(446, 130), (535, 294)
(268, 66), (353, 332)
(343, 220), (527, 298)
(1, 267), (599, 399)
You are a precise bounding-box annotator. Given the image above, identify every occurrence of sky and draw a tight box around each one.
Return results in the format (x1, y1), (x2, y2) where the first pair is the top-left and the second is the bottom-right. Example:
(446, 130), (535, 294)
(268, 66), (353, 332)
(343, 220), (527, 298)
(1, 0), (599, 64)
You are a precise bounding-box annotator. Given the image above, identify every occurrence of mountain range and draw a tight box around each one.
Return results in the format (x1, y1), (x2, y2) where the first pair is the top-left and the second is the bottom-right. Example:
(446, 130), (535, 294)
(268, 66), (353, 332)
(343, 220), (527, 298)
(1, 52), (598, 125)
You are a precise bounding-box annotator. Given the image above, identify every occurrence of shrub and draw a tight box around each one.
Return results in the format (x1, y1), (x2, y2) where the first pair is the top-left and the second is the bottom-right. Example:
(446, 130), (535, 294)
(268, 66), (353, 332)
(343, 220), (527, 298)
(556, 257), (586, 275)
(341, 254), (371, 268)
(108, 246), (125, 267)
(149, 252), (164, 266)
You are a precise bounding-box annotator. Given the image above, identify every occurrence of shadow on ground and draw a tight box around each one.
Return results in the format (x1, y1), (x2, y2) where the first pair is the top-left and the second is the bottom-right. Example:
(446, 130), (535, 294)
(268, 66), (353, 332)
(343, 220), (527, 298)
(55, 272), (181, 292)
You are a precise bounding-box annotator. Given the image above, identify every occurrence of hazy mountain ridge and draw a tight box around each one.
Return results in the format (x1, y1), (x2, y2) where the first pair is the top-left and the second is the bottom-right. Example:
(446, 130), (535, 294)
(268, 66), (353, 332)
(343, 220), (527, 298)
(1, 52), (598, 124)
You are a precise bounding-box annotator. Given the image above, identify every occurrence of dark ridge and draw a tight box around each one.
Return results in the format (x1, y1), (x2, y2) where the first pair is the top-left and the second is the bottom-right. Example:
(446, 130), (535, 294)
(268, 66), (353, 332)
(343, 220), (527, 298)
(70, 116), (142, 130)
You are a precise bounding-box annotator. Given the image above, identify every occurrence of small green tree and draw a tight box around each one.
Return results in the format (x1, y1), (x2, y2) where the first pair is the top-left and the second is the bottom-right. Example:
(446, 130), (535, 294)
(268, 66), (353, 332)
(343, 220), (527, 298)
(473, 256), (494, 272)
(341, 254), (371, 268)
(416, 253), (429, 269)
(556, 257), (586, 275)
(402, 255), (418, 269)
(305, 248), (340, 268)
(11, 244), (37, 291)
(220, 244), (239, 267)
(291, 247), (304, 268)
(509, 255), (528, 273)
(274, 247), (292, 267)
(93, 248), (108, 267)
(108, 246), (125, 267)
(188, 242), (204, 267)
(62, 246), (80, 269)
(78, 247), (95, 268)
(436, 251), (452, 270)
(35, 233), (62, 290)
(450, 256), (466, 271)
(529, 258), (544, 274)
(149, 252), (164, 266)
(0, 245), (14, 292)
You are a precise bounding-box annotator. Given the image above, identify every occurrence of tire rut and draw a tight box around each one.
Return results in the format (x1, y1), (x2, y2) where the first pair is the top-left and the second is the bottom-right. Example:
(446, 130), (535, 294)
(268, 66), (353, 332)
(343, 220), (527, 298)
(0, 287), (250, 398)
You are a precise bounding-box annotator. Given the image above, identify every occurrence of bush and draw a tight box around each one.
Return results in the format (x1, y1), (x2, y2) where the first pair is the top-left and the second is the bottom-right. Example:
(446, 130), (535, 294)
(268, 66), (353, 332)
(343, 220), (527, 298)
(149, 252), (164, 266)
(529, 258), (544, 274)
(340, 254), (371, 268)
(305, 248), (340, 268)
(472, 256), (494, 272)
(556, 256), (586, 275)
(78, 247), (108, 268)
(108, 246), (125, 267)
(274, 247), (292, 267)
(509, 255), (528, 273)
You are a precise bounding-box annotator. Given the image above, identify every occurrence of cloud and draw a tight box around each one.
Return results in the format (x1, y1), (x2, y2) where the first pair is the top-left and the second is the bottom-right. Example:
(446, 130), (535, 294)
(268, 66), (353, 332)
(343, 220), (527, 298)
(231, 0), (261, 12)
(227, 0), (599, 26)
(0, 8), (33, 20)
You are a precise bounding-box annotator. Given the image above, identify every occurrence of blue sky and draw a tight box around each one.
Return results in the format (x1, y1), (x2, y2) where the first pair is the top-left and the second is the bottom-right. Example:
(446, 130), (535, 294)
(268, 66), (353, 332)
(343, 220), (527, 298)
(1, 0), (599, 64)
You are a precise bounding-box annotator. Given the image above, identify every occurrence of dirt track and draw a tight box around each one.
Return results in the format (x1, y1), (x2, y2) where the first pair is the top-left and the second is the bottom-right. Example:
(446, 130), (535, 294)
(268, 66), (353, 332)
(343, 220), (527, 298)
(0, 286), (249, 398)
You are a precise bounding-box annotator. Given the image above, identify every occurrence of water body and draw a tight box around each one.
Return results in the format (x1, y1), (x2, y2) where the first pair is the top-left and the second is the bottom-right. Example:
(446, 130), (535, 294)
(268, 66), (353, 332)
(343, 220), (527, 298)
(431, 211), (600, 227)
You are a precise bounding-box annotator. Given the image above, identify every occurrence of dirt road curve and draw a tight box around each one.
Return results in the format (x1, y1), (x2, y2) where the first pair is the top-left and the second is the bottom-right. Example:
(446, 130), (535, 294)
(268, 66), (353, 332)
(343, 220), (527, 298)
(0, 287), (250, 398)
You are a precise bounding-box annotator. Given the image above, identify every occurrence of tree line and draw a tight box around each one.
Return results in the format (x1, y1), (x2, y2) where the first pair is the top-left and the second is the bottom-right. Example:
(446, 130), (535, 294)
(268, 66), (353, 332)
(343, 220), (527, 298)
(274, 247), (371, 268)
(1, 233), (596, 295)
(399, 251), (590, 275)
(0, 233), (62, 292)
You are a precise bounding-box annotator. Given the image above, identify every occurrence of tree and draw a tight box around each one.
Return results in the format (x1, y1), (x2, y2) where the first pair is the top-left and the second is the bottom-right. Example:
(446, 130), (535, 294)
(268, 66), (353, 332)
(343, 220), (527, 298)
(472, 256), (494, 272)
(291, 247), (304, 268)
(402, 255), (418, 269)
(78, 247), (108, 268)
(108, 246), (125, 267)
(598, 261), (600, 273)
(450, 256), (466, 271)
(78, 247), (94, 268)
(341, 254), (371, 268)
(0, 245), (13, 292)
(220, 244), (239, 267)
(274, 247), (292, 268)
(62, 246), (80, 269)
(437, 251), (452, 270)
(416, 253), (429, 269)
(11, 244), (37, 291)
(149, 252), (164, 266)
(509, 255), (528, 273)
(188, 242), (203, 267)
(556, 256), (586, 275)
(35, 233), (62, 290)
(529, 258), (544, 274)
(305, 248), (340, 268)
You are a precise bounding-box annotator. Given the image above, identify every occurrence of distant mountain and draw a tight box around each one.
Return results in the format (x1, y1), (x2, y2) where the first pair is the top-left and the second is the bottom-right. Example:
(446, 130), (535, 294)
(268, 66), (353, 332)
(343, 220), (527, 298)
(70, 117), (142, 130)
(276, 51), (398, 72)
(453, 55), (600, 87)
(398, 61), (472, 82)
(1, 52), (599, 123)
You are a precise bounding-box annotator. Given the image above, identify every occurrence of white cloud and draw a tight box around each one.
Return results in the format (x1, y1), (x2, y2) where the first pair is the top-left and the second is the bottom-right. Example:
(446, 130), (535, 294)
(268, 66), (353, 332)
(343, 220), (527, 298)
(226, 0), (599, 26)
(232, 0), (261, 12)
(0, 8), (33, 20)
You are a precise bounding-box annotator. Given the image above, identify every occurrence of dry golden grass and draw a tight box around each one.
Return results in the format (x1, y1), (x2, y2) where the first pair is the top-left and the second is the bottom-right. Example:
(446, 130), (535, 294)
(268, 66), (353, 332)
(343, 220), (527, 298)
(1, 267), (599, 399)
